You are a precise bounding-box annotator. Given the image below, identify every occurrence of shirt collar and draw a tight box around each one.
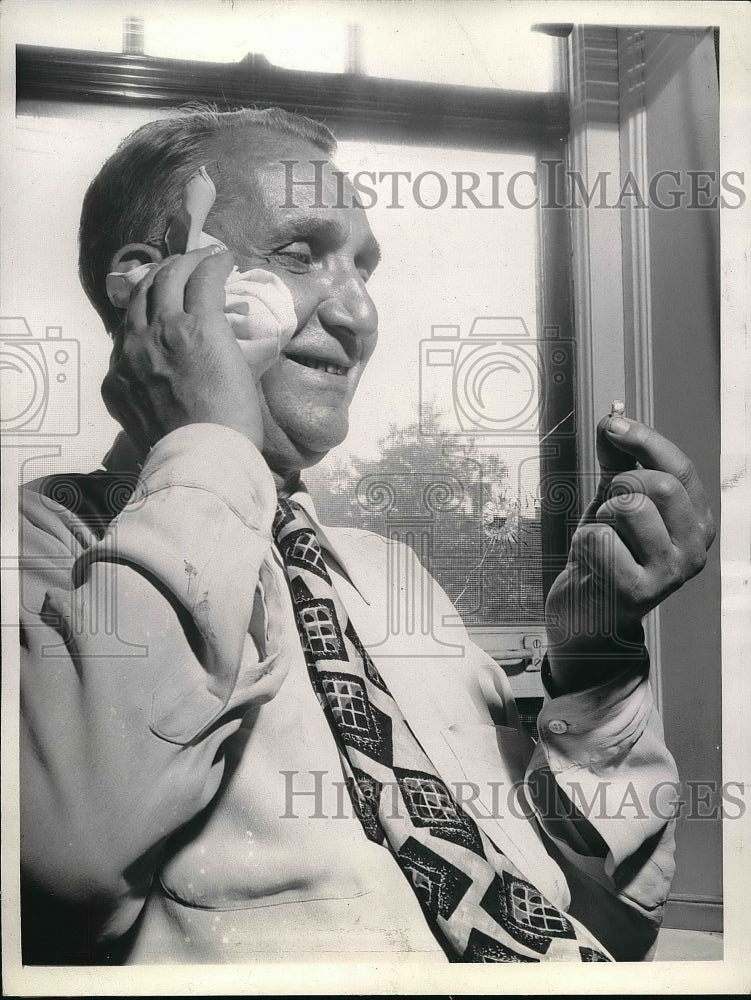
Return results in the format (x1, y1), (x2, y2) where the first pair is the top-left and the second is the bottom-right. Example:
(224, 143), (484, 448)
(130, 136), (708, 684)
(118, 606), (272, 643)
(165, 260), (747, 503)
(290, 487), (372, 605)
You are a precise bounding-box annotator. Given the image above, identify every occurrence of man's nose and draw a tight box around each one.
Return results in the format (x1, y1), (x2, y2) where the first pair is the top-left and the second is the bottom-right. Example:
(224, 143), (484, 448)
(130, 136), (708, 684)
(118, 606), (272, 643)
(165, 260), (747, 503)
(318, 273), (378, 344)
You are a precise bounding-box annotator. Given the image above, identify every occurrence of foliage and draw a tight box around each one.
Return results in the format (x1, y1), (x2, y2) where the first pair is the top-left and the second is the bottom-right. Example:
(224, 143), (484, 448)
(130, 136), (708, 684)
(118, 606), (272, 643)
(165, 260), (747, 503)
(306, 402), (544, 624)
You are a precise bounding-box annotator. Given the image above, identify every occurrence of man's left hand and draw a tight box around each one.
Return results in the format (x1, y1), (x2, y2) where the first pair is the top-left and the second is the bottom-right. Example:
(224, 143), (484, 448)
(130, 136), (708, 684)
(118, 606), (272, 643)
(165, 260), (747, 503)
(545, 414), (716, 693)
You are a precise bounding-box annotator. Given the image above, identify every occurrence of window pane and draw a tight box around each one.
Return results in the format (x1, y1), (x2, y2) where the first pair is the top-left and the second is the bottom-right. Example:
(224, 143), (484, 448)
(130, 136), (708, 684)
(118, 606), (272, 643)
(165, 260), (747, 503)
(305, 142), (547, 627)
(13, 1), (559, 91)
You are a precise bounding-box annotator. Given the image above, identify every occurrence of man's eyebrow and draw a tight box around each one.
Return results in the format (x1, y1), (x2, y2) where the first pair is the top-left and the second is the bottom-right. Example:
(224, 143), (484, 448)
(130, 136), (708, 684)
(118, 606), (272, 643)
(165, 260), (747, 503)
(273, 214), (349, 245)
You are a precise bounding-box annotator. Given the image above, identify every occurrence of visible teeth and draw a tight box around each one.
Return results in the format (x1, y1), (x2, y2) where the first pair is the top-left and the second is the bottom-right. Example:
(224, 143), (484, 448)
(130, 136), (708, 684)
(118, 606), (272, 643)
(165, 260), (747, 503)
(299, 358), (346, 375)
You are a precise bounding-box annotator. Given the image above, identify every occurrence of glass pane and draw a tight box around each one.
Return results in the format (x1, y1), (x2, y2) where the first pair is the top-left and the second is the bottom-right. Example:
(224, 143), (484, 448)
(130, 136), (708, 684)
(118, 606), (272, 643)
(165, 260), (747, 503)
(305, 141), (546, 627)
(13, 1), (559, 91)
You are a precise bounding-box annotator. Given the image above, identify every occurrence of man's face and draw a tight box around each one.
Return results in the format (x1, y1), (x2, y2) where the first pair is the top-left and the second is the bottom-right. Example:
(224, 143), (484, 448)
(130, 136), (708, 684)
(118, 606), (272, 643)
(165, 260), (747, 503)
(206, 137), (380, 478)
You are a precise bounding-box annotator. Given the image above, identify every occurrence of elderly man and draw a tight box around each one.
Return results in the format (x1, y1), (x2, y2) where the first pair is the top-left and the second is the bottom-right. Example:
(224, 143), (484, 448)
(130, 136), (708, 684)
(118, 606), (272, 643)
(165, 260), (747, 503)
(19, 107), (714, 965)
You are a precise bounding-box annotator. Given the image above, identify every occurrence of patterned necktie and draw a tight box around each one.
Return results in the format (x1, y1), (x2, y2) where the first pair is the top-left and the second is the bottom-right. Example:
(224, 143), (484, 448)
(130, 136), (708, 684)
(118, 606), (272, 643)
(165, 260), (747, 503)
(273, 498), (612, 963)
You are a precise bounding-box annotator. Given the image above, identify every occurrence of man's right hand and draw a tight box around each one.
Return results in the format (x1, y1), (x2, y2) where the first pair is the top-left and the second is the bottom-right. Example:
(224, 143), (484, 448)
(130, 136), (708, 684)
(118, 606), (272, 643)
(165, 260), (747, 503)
(102, 246), (264, 453)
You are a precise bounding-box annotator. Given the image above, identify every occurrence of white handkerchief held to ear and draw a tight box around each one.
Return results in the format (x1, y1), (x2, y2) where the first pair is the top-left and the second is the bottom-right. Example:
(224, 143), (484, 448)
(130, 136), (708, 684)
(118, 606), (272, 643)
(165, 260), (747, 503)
(104, 166), (298, 377)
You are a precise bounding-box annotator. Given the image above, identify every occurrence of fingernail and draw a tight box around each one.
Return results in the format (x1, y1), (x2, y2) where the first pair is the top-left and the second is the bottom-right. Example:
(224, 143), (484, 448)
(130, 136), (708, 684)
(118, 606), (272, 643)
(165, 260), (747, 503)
(209, 244), (225, 255)
(608, 416), (629, 434)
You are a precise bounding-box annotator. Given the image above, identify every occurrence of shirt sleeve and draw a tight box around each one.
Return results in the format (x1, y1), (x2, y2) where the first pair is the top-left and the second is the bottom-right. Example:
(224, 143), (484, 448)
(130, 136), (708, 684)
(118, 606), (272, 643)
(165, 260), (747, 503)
(524, 654), (679, 944)
(19, 424), (284, 948)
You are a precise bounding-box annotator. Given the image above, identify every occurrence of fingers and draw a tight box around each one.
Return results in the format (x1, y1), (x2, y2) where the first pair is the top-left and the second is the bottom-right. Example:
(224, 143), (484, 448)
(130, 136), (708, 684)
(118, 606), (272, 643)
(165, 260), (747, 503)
(595, 414), (639, 480)
(126, 246), (232, 327)
(611, 469), (705, 553)
(592, 468), (709, 617)
(580, 415), (638, 523)
(602, 415), (710, 525)
(570, 522), (643, 597)
(125, 265), (158, 331)
(564, 416), (715, 645)
(595, 490), (673, 569)
(184, 249), (235, 317)
(585, 414), (715, 551)
(567, 520), (675, 627)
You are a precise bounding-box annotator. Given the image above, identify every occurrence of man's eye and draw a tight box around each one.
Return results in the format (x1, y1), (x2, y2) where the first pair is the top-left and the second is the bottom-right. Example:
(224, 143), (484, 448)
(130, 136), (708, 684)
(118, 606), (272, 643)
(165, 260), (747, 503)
(275, 244), (313, 270)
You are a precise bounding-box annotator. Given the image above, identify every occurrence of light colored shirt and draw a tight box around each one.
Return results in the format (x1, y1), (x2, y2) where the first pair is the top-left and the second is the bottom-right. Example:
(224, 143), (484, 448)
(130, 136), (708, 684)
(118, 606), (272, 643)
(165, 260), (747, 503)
(19, 424), (678, 963)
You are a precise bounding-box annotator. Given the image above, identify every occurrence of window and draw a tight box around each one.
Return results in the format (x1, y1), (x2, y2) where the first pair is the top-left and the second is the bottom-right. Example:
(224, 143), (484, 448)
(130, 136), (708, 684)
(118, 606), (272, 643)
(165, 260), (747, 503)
(12, 25), (572, 683)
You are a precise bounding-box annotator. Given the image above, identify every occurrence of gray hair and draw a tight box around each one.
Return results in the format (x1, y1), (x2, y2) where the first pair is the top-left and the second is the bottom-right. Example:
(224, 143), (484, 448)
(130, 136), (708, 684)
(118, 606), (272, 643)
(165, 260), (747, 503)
(78, 105), (336, 332)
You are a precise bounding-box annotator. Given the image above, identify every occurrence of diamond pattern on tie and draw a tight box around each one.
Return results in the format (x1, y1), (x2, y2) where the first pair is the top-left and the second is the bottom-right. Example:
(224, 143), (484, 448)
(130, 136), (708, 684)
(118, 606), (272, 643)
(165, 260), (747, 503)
(281, 528), (330, 581)
(394, 767), (485, 856)
(294, 594), (347, 660)
(319, 672), (393, 764)
(396, 837), (473, 921)
(272, 500), (613, 964)
(479, 872), (575, 955)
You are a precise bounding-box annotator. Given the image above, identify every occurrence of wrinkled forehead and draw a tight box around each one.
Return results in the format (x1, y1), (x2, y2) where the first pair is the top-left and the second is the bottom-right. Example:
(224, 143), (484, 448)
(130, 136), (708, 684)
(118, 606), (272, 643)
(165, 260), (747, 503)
(214, 133), (371, 232)
(257, 153), (352, 210)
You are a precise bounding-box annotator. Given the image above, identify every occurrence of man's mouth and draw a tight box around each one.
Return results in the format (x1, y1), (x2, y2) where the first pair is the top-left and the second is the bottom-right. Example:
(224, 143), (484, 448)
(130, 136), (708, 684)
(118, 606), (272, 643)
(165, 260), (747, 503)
(287, 354), (349, 377)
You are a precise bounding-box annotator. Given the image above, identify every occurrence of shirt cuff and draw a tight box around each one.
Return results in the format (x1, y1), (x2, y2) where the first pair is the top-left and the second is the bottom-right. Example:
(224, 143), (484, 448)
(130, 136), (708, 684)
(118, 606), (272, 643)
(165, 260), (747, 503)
(529, 653), (679, 880)
(536, 653), (652, 773)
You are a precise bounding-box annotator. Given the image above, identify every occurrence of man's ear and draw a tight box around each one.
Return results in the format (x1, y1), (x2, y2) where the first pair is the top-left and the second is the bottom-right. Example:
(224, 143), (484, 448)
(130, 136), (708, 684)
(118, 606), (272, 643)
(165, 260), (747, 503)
(109, 243), (164, 274)
(106, 244), (165, 314)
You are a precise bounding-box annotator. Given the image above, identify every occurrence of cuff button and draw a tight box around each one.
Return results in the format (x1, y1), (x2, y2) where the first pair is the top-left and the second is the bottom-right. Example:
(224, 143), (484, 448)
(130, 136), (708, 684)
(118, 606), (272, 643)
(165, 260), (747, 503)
(548, 719), (569, 735)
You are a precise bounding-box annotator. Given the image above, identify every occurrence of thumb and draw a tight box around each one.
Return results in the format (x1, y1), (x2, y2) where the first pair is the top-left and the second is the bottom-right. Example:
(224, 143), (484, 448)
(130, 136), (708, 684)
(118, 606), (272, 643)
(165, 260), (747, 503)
(184, 248), (235, 318)
(581, 413), (638, 523)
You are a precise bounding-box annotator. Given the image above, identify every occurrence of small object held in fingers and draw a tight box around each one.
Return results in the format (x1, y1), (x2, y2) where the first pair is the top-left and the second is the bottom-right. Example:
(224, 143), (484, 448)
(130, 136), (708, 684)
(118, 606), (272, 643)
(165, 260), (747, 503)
(610, 399), (626, 417)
